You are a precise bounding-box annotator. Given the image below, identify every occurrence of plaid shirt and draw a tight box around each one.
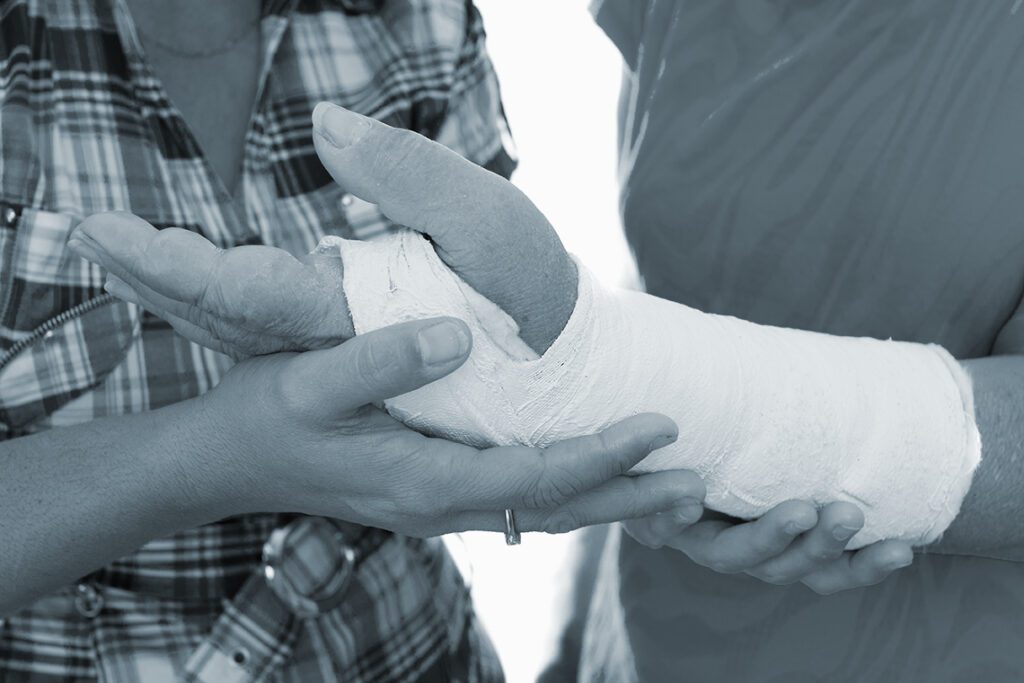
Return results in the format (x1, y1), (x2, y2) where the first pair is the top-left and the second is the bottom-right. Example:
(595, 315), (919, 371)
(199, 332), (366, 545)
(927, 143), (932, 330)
(0, 0), (514, 680)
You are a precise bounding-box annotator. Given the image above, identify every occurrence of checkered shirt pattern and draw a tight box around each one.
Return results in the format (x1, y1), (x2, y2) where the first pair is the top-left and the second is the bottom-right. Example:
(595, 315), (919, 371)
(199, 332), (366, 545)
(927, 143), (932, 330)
(0, 0), (514, 680)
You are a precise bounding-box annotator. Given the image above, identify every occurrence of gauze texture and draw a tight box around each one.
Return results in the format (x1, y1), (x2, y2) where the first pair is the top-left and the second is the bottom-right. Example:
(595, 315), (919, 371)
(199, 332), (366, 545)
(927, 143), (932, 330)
(324, 231), (982, 548)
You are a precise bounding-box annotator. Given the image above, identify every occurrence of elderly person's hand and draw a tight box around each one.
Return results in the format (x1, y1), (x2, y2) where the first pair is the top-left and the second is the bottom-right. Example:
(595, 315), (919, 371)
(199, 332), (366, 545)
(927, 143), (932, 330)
(311, 103), (916, 592)
(310, 102), (577, 354)
(69, 212), (354, 359)
(69, 104), (910, 588)
(68, 101), (576, 359)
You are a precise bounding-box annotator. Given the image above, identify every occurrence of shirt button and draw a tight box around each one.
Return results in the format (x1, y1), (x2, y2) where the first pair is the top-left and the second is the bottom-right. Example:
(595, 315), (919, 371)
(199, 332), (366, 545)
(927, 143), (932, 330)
(73, 583), (104, 618)
(2, 207), (17, 227)
(340, 193), (354, 208)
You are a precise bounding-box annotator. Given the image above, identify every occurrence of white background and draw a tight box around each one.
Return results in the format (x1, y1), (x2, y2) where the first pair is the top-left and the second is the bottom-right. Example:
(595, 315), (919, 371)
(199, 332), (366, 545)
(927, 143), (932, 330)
(445, 2), (636, 682)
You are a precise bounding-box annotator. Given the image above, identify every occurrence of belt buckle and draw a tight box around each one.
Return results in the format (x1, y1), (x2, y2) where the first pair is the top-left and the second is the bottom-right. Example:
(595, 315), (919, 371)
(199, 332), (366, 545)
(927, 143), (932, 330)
(261, 517), (357, 619)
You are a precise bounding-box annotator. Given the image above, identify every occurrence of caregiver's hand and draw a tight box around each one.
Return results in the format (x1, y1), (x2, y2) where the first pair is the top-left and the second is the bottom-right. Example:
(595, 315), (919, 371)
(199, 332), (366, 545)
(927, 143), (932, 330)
(311, 102), (576, 354)
(623, 503), (914, 595)
(194, 316), (704, 537)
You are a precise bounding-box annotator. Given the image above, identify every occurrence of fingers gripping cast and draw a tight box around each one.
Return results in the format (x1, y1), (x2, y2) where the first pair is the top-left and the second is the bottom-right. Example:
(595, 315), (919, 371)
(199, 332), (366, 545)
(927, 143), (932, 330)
(329, 230), (981, 549)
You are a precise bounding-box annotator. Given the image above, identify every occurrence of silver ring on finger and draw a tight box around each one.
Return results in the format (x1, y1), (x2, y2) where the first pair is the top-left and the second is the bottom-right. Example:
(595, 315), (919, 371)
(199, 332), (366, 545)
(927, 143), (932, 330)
(504, 509), (521, 546)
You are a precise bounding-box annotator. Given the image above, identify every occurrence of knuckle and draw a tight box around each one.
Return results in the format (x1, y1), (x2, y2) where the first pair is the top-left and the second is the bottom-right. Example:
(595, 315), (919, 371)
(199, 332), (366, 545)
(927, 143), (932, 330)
(584, 432), (626, 479)
(353, 338), (385, 382)
(530, 456), (586, 509)
(810, 545), (842, 563)
(824, 547), (845, 562)
(389, 444), (448, 515)
(636, 532), (666, 550)
(394, 480), (438, 519)
(371, 129), (421, 186)
(705, 555), (739, 574)
(542, 512), (581, 535)
(138, 229), (178, 279)
(751, 569), (789, 586)
(147, 226), (183, 251)
(593, 428), (617, 454)
(681, 474), (707, 501)
(623, 520), (663, 550)
(268, 357), (311, 418)
(198, 249), (231, 310)
(751, 534), (783, 557)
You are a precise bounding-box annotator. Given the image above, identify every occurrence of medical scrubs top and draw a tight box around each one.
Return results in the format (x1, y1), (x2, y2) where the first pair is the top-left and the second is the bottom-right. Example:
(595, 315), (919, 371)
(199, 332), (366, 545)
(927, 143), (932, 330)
(590, 0), (1024, 680)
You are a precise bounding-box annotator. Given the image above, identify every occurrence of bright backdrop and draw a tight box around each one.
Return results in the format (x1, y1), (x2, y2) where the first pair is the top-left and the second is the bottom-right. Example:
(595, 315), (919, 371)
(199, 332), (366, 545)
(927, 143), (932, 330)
(444, 2), (636, 682)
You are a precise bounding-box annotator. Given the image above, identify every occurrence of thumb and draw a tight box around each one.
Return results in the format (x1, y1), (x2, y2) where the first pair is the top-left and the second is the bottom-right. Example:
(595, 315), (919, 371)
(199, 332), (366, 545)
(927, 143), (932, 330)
(288, 317), (473, 412)
(311, 102), (576, 354)
(311, 101), (512, 241)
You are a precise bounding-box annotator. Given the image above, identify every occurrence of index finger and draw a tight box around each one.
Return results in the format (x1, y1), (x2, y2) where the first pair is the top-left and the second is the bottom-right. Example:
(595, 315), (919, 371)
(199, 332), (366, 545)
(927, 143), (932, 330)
(431, 413), (681, 512)
(71, 212), (220, 305)
(665, 501), (818, 574)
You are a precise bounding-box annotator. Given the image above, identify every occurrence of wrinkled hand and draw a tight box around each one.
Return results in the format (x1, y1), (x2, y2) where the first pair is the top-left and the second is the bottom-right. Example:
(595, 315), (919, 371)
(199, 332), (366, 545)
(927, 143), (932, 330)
(70, 101), (577, 360)
(67, 106), (705, 536)
(193, 316), (704, 537)
(311, 102), (576, 354)
(623, 501), (914, 595)
(69, 213), (353, 359)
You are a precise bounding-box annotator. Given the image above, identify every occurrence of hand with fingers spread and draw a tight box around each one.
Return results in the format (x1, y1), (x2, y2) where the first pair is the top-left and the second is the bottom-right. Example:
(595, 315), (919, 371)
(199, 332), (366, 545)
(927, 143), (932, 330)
(624, 502), (914, 595)
(185, 316), (704, 536)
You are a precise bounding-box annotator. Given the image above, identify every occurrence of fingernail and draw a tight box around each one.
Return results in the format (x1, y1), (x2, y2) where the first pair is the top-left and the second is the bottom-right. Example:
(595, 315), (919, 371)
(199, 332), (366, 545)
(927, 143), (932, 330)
(675, 502), (703, 524)
(888, 556), (913, 570)
(104, 277), (134, 302)
(833, 525), (859, 541)
(648, 433), (677, 451)
(313, 102), (371, 149)
(785, 519), (814, 535)
(66, 238), (101, 263)
(418, 320), (470, 366)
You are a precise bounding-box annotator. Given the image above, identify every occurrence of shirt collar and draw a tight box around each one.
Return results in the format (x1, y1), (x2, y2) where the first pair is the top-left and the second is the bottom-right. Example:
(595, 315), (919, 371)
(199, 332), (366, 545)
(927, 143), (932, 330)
(263, 0), (383, 15)
(336, 0), (384, 12)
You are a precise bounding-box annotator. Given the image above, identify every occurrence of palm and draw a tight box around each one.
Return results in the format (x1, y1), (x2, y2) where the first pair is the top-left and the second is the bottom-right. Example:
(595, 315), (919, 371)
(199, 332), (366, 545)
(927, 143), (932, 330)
(70, 212), (353, 358)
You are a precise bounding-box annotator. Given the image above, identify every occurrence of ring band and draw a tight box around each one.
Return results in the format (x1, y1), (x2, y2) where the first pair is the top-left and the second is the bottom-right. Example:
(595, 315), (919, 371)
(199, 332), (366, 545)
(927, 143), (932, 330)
(504, 509), (521, 546)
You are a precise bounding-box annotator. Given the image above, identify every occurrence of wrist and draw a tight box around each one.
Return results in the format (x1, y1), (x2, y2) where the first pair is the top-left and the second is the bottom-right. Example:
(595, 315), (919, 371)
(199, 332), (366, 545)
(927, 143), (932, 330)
(148, 393), (252, 523)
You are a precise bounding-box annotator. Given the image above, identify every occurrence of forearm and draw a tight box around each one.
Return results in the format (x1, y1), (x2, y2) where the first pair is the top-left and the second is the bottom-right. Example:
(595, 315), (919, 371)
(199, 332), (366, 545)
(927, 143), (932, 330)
(928, 355), (1024, 560)
(0, 397), (231, 615)
(339, 233), (979, 547)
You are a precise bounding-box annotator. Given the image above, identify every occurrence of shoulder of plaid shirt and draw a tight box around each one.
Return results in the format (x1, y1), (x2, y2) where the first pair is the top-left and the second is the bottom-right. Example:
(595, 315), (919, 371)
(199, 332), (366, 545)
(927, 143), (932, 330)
(0, 0), (515, 680)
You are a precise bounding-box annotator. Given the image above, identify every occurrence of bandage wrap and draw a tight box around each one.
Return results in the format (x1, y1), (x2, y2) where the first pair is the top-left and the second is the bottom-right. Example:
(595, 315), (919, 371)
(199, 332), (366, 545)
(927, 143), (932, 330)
(324, 231), (982, 547)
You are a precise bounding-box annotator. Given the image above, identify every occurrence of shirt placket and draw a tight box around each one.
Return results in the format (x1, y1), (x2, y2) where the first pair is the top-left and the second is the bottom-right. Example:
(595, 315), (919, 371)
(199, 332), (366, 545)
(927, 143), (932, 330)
(108, 0), (298, 249)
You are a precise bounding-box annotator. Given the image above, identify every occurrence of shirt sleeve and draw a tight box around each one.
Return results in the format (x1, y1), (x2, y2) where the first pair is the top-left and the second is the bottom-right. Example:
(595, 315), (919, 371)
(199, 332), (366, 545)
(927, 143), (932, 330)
(431, 2), (517, 180)
(590, 0), (651, 71)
